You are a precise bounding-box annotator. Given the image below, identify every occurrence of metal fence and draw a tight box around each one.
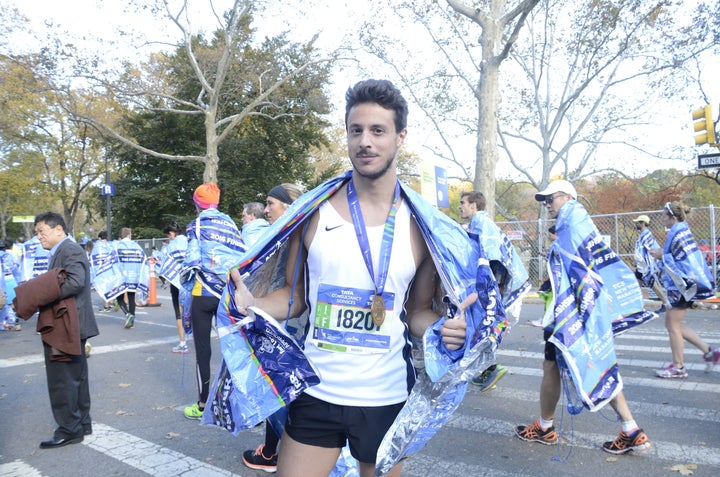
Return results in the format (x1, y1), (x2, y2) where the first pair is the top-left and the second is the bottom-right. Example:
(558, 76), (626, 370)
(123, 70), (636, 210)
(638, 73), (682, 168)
(497, 205), (719, 289)
(133, 205), (719, 290)
(135, 238), (168, 258)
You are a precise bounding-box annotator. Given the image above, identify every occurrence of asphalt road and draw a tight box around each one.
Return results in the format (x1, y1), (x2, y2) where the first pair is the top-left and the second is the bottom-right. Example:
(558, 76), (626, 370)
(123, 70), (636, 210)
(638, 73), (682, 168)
(1, 289), (719, 477)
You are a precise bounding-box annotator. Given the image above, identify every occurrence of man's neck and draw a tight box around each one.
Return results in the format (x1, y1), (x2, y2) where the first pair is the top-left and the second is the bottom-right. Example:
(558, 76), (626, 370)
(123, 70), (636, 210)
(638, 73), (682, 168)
(351, 170), (397, 201)
(350, 171), (399, 226)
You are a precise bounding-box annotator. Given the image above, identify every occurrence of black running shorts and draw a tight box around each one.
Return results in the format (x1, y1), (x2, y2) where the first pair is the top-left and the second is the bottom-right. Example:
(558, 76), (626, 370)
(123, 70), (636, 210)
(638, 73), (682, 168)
(284, 392), (405, 463)
(543, 328), (557, 362)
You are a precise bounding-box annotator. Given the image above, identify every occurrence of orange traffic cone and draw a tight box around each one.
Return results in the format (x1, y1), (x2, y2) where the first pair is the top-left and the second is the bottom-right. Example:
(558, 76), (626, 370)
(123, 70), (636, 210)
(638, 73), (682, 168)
(145, 258), (161, 307)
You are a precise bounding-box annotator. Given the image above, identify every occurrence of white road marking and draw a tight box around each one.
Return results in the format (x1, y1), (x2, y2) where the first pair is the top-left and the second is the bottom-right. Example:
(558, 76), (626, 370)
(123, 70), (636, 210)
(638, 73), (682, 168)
(0, 337), (180, 368)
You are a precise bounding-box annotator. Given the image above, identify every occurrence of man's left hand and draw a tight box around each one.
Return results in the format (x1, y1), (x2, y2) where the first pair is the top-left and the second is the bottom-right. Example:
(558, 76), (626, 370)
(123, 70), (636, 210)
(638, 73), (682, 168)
(441, 314), (467, 351)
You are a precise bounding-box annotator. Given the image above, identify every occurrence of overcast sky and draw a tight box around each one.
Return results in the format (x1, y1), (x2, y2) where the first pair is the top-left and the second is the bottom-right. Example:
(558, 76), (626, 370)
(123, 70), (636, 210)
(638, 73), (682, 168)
(7, 0), (718, 179)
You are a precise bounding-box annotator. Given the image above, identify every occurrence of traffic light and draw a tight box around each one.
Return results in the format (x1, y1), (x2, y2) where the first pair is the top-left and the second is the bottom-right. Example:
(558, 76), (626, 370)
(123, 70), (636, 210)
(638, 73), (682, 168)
(692, 104), (716, 145)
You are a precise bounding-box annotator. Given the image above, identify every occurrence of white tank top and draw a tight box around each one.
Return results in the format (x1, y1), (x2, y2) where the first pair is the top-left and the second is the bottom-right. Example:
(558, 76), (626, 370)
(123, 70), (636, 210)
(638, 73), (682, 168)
(304, 199), (417, 406)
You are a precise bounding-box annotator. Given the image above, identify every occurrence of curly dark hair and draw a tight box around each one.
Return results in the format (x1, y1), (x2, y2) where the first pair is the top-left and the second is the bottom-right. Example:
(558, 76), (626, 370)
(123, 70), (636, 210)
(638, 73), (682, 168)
(345, 79), (408, 133)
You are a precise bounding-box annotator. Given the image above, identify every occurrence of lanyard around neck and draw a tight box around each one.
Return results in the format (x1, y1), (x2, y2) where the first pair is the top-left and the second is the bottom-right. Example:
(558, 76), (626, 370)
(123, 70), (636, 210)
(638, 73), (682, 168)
(347, 178), (401, 326)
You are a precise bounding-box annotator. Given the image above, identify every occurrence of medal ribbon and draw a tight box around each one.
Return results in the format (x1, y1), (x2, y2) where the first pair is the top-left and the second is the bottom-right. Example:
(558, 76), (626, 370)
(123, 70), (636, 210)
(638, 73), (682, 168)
(347, 178), (401, 302)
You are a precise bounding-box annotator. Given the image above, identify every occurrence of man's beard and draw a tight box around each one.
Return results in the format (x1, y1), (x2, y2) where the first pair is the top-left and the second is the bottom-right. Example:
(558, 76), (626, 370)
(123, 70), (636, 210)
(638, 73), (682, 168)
(354, 154), (395, 180)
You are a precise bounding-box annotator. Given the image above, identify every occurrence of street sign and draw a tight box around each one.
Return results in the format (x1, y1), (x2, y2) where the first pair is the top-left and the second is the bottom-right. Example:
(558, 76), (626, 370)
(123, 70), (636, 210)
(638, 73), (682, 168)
(420, 161), (450, 208)
(101, 183), (115, 196)
(698, 152), (720, 169)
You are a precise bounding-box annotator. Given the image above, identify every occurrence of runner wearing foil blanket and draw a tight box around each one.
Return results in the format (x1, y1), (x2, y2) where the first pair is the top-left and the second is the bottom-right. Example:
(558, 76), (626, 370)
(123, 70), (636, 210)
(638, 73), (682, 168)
(231, 79), (467, 477)
(515, 179), (652, 455)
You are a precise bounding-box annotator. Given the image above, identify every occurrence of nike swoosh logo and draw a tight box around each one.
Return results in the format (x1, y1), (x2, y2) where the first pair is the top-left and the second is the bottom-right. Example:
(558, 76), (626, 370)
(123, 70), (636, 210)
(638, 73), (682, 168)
(325, 224), (343, 232)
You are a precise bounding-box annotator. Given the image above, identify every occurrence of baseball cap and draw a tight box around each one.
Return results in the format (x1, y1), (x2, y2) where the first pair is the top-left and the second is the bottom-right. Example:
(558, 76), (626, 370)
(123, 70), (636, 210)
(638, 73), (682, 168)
(534, 180), (577, 202)
(632, 215), (650, 224)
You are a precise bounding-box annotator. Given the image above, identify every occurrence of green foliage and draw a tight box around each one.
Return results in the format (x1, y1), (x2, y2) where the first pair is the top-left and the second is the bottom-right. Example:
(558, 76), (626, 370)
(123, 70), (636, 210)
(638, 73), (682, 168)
(107, 12), (333, 229)
(0, 50), (111, 235)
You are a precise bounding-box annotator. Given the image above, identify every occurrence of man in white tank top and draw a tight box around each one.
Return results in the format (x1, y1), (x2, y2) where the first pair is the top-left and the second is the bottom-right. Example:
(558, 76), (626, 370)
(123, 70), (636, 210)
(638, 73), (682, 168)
(230, 79), (467, 477)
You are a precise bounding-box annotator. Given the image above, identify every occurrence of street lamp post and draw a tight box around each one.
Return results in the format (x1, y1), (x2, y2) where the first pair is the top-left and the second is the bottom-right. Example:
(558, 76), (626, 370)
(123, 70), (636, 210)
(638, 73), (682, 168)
(104, 154), (112, 239)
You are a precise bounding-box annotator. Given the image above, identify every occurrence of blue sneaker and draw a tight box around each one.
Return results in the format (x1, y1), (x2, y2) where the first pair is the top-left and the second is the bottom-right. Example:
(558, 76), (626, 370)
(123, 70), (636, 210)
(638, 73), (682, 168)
(471, 364), (508, 391)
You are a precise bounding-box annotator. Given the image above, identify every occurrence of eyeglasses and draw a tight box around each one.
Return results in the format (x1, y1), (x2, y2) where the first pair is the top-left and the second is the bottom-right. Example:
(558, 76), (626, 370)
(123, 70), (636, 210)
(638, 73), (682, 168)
(544, 193), (566, 205)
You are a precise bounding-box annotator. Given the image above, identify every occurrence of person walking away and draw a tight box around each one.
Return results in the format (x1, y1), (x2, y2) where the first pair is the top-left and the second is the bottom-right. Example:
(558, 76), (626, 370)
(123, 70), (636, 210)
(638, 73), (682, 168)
(632, 215), (670, 313)
(93, 231), (117, 312)
(1, 239), (22, 331)
(650, 201), (718, 378)
(114, 227), (148, 329)
(182, 183), (245, 420)
(159, 221), (190, 353)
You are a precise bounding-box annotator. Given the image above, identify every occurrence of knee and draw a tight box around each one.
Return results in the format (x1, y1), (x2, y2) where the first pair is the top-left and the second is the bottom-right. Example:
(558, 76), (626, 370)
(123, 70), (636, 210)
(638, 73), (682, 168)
(664, 315), (675, 331)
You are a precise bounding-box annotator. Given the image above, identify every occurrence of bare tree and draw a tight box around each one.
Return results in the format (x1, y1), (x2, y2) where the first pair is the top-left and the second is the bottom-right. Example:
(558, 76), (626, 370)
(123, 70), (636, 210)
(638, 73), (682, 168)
(445, 0), (540, 218)
(500, 0), (715, 195)
(360, 0), (540, 218)
(72, 0), (338, 183)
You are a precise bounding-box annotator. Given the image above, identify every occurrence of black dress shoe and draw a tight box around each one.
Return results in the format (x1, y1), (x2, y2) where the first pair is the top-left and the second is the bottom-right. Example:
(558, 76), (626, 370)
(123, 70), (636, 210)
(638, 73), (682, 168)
(39, 435), (84, 449)
(83, 427), (92, 436)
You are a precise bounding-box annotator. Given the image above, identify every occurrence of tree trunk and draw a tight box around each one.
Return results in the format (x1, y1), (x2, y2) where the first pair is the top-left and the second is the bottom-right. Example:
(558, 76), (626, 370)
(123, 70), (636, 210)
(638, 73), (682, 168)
(204, 108), (219, 184)
(474, 29), (501, 219)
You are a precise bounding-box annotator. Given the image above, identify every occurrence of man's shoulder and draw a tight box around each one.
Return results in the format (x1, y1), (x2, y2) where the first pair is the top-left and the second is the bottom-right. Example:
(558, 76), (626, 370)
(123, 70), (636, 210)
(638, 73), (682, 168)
(55, 238), (85, 261)
(244, 218), (269, 229)
(58, 238), (81, 252)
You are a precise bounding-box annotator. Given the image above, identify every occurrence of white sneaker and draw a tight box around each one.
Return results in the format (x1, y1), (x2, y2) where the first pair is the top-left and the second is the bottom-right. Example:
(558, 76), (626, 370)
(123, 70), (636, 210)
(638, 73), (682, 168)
(172, 344), (189, 354)
(703, 346), (720, 373)
(655, 363), (688, 379)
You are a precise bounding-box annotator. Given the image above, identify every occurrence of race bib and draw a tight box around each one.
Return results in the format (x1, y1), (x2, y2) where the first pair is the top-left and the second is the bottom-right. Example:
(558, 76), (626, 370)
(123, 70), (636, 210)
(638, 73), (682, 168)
(312, 283), (395, 354)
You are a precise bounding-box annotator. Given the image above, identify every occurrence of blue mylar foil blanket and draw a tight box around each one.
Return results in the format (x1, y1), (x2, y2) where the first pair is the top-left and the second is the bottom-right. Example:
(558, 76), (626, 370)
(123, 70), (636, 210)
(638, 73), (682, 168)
(202, 171), (507, 476)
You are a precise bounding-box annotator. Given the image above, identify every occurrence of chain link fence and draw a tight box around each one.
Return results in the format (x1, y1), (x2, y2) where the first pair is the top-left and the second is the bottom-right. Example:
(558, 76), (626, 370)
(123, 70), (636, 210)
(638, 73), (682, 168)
(132, 206), (719, 292)
(135, 238), (168, 258)
(498, 205), (719, 289)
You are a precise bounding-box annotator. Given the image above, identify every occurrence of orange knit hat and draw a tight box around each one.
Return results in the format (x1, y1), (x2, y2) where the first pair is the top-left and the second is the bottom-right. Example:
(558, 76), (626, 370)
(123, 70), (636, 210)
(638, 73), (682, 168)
(193, 183), (220, 209)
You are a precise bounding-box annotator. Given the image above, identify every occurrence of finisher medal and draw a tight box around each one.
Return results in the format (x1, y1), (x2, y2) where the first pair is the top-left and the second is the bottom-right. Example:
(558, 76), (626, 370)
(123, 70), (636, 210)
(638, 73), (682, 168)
(347, 179), (401, 330)
(371, 294), (386, 327)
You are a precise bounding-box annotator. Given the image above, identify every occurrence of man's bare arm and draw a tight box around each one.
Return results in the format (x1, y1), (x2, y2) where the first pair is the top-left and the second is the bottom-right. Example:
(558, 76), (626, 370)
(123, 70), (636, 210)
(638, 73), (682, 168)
(231, 227), (308, 321)
(405, 255), (467, 351)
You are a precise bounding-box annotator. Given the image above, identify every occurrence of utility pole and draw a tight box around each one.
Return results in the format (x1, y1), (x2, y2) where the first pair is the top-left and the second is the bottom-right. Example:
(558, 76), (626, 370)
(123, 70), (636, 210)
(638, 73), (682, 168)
(102, 154), (113, 239)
